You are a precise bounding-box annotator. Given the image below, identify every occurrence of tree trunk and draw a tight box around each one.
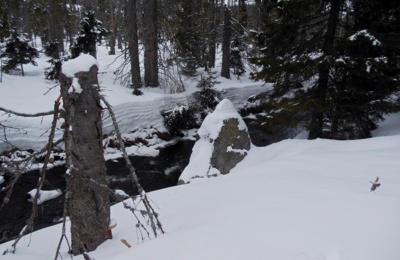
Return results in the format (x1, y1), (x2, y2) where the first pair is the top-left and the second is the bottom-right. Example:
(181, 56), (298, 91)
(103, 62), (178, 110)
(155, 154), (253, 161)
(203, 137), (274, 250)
(308, 0), (342, 139)
(59, 63), (110, 255)
(221, 6), (231, 79)
(117, 0), (123, 50)
(127, 0), (142, 89)
(109, 0), (116, 55)
(207, 0), (216, 69)
(143, 0), (159, 87)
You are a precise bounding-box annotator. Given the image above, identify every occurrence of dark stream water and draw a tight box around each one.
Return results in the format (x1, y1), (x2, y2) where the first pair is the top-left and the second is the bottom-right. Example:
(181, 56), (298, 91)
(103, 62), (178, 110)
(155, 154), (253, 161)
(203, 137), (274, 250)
(0, 140), (195, 244)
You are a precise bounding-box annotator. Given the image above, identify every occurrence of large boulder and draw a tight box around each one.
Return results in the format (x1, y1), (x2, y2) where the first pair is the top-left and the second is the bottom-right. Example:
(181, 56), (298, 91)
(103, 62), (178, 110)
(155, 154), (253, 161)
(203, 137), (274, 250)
(178, 99), (251, 184)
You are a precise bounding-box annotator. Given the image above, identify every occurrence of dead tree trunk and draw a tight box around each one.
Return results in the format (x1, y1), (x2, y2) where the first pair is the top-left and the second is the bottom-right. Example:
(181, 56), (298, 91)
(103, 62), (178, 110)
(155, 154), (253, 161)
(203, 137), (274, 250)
(59, 63), (110, 255)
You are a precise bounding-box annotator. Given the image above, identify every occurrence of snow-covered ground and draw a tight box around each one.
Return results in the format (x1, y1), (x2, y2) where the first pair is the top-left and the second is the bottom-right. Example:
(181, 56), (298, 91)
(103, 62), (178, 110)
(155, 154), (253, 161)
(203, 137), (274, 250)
(1, 45), (400, 259)
(1, 126), (399, 260)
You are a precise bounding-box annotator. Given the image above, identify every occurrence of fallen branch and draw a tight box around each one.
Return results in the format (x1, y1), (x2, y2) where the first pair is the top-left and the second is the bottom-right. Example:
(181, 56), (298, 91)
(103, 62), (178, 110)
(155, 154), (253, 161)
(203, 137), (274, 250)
(54, 188), (72, 260)
(120, 239), (132, 248)
(0, 106), (54, 117)
(100, 96), (165, 239)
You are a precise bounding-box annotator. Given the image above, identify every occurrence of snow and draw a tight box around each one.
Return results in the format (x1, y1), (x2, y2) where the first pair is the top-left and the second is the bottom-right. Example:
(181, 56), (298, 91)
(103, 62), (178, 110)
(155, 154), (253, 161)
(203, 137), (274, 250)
(348, 29), (381, 46)
(1, 45), (400, 260)
(61, 54), (99, 78)
(27, 189), (62, 205)
(1, 134), (400, 259)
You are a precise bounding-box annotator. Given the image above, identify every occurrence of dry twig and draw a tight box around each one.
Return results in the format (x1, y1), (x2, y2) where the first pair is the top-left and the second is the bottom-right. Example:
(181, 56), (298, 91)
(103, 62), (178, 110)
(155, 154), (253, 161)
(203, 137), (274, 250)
(100, 96), (165, 239)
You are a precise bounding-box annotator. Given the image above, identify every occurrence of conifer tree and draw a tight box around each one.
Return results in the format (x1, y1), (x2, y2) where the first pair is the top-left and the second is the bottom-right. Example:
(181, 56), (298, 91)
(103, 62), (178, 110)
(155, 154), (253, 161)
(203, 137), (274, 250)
(0, 30), (39, 76)
(70, 11), (108, 59)
(174, 0), (204, 76)
(249, 0), (400, 139)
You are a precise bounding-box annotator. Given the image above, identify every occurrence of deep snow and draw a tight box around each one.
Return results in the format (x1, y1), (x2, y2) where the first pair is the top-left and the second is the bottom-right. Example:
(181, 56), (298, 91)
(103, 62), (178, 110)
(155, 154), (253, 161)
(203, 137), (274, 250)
(1, 45), (400, 260)
(1, 134), (399, 260)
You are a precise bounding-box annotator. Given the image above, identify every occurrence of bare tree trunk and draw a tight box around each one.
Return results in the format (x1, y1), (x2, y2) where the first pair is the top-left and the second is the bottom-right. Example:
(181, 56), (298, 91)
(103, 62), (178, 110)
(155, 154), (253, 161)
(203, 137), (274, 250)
(109, 0), (116, 55)
(126, 0), (142, 89)
(143, 0), (159, 87)
(49, 0), (65, 56)
(221, 6), (231, 79)
(207, 0), (217, 69)
(59, 63), (110, 255)
(117, 0), (123, 50)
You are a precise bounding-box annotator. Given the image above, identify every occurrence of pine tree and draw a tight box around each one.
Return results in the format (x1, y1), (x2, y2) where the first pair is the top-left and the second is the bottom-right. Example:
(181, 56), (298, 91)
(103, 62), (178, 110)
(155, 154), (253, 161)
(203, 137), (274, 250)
(0, 30), (39, 76)
(230, 34), (245, 78)
(174, 0), (204, 76)
(193, 72), (222, 110)
(43, 41), (63, 81)
(249, 0), (400, 139)
(70, 11), (108, 59)
(326, 0), (400, 138)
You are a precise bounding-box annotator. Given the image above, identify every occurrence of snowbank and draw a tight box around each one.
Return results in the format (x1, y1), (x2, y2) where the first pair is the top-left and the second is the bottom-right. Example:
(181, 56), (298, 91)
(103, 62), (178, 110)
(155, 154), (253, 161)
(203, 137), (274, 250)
(1, 134), (399, 260)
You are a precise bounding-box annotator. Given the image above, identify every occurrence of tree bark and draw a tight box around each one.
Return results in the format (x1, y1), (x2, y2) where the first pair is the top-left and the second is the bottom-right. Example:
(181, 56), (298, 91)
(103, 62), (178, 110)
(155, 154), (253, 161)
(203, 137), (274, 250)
(126, 0), (142, 89)
(221, 6), (231, 79)
(108, 0), (116, 55)
(59, 64), (110, 255)
(143, 0), (159, 87)
(207, 0), (217, 69)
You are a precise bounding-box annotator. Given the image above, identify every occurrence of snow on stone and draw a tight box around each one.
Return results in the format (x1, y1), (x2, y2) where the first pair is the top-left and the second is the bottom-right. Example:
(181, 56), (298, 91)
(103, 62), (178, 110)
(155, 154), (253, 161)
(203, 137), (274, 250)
(348, 29), (381, 46)
(27, 189), (62, 205)
(226, 145), (247, 155)
(61, 54), (99, 78)
(197, 99), (247, 140)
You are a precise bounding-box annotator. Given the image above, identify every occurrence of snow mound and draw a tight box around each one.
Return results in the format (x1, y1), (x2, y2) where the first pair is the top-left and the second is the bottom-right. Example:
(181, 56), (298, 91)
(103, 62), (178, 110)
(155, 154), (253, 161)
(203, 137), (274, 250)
(61, 54), (99, 77)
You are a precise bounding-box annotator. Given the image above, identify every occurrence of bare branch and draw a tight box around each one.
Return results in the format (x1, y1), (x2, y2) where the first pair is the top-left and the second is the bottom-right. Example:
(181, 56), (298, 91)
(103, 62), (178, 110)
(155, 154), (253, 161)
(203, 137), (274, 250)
(0, 106), (54, 117)
(54, 188), (72, 260)
(100, 96), (165, 238)
(4, 101), (60, 255)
